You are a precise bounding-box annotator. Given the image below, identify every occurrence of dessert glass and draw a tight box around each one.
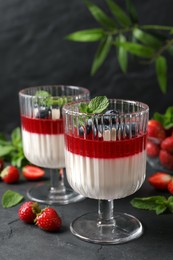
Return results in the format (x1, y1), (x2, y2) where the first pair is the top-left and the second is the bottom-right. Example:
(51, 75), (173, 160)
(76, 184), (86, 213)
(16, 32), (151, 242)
(19, 85), (90, 205)
(63, 99), (149, 244)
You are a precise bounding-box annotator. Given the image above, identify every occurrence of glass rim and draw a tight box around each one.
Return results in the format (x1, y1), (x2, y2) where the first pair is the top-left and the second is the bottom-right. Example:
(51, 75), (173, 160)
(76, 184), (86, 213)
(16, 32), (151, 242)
(63, 98), (149, 117)
(19, 84), (90, 98)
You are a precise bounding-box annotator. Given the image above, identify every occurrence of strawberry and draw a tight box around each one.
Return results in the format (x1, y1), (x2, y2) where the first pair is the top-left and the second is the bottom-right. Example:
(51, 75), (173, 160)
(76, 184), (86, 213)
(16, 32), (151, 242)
(148, 172), (172, 189)
(146, 141), (160, 157)
(22, 165), (45, 181)
(168, 179), (173, 194)
(159, 150), (173, 170)
(161, 136), (173, 154)
(36, 207), (62, 232)
(147, 120), (166, 143)
(0, 166), (20, 184)
(18, 201), (41, 224)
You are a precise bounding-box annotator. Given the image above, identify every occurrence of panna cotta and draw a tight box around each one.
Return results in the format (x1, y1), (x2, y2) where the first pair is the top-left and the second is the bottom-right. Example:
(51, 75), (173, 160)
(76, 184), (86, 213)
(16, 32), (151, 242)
(65, 131), (147, 200)
(21, 115), (65, 168)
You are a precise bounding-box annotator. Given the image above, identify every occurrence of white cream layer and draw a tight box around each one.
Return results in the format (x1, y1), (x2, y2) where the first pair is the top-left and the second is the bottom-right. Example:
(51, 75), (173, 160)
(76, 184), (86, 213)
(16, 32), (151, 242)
(65, 150), (146, 200)
(22, 129), (65, 168)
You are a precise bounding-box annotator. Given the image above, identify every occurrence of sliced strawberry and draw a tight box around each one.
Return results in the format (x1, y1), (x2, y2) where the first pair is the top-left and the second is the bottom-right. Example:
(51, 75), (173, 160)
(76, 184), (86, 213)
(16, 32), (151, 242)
(159, 150), (173, 170)
(161, 136), (173, 154)
(148, 172), (172, 190)
(36, 207), (62, 232)
(0, 166), (20, 184)
(18, 201), (41, 224)
(22, 165), (45, 181)
(146, 141), (160, 157)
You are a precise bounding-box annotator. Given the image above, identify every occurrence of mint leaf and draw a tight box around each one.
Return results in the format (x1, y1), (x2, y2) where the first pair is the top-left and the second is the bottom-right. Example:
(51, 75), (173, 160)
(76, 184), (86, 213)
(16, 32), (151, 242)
(35, 90), (51, 98)
(130, 196), (168, 215)
(88, 96), (109, 114)
(2, 190), (24, 208)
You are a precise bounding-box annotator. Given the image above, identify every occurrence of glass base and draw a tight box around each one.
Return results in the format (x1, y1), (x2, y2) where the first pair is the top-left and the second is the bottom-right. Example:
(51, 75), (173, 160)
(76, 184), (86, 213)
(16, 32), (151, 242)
(27, 182), (85, 205)
(70, 212), (143, 244)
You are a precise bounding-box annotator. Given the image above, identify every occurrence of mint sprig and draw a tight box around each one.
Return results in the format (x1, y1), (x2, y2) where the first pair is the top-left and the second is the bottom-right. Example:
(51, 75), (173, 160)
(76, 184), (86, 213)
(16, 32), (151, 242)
(153, 106), (173, 129)
(2, 190), (24, 208)
(79, 96), (109, 114)
(35, 90), (70, 107)
(131, 196), (173, 215)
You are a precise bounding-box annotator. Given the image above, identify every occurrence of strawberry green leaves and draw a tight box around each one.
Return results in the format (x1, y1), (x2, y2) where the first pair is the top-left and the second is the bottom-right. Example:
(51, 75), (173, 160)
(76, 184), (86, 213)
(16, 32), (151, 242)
(131, 196), (173, 215)
(153, 106), (173, 129)
(2, 190), (24, 208)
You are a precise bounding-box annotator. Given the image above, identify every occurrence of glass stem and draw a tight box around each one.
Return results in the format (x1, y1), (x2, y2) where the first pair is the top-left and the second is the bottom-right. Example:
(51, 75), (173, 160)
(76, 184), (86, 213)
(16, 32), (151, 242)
(49, 168), (66, 194)
(97, 200), (116, 226)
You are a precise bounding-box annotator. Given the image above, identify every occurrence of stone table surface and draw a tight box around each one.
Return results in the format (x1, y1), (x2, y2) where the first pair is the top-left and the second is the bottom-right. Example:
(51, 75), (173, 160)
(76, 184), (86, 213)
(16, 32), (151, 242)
(0, 164), (172, 260)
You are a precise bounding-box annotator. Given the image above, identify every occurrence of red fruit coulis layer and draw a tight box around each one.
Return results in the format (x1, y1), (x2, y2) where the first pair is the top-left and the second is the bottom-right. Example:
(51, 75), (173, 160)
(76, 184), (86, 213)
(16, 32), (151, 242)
(21, 115), (64, 134)
(65, 133), (147, 159)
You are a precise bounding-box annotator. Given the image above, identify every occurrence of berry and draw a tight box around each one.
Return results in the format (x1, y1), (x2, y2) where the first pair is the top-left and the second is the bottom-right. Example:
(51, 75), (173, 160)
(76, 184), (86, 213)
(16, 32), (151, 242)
(168, 180), (173, 194)
(159, 150), (173, 170)
(36, 207), (62, 232)
(22, 165), (45, 181)
(35, 107), (50, 119)
(0, 166), (20, 184)
(103, 110), (118, 125)
(161, 136), (173, 154)
(146, 141), (160, 157)
(148, 172), (172, 190)
(18, 201), (41, 224)
(147, 120), (166, 143)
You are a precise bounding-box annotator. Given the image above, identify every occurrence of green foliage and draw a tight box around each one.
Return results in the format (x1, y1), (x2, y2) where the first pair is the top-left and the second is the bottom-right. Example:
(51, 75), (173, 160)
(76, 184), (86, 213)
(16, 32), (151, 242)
(131, 196), (173, 215)
(0, 127), (28, 168)
(2, 190), (24, 208)
(153, 106), (173, 129)
(66, 0), (173, 93)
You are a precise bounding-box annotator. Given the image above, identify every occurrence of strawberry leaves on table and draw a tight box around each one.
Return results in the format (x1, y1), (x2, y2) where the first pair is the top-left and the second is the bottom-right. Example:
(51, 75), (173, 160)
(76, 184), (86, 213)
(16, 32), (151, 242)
(2, 190), (24, 208)
(0, 127), (28, 168)
(130, 196), (173, 215)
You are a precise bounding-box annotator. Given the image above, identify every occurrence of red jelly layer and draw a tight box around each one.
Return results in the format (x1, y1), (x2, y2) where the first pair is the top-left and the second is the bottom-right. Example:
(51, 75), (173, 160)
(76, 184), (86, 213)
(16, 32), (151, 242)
(21, 115), (64, 134)
(65, 133), (147, 159)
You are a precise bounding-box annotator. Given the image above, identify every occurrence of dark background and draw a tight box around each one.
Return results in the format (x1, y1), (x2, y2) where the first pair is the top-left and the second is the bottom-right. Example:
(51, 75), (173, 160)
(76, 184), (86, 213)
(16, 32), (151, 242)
(0, 0), (173, 134)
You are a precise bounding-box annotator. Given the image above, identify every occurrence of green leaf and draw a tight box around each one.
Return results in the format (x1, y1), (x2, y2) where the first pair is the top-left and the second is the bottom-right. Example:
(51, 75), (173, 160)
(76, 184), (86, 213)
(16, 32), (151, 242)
(79, 103), (89, 113)
(155, 55), (167, 94)
(106, 0), (131, 27)
(133, 28), (162, 48)
(84, 0), (116, 30)
(88, 96), (109, 114)
(115, 41), (155, 58)
(168, 44), (173, 56)
(116, 34), (128, 73)
(125, 0), (138, 23)
(91, 35), (112, 75)
(153, 106), (173, 130)
(0, 146), (15, 157)
(130, 196), (167, 214)
(2, 190), (24, 208)
(168, 196), (173, 213)
(66, 28), (105, 42)
(35, 90), (51, 98)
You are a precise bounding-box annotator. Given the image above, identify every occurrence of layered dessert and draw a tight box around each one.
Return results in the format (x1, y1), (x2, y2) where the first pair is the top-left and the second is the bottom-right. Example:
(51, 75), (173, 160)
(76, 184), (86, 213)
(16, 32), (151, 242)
(21, 94), (66, 169)
(21, 115), (65, 168)
(65, 130), (146, 200)
(64, 97), (148, 200)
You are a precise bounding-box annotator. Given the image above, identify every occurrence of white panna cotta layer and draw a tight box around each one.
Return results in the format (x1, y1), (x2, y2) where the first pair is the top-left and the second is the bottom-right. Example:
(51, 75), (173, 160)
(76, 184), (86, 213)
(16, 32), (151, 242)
(65, 150), (146, 200)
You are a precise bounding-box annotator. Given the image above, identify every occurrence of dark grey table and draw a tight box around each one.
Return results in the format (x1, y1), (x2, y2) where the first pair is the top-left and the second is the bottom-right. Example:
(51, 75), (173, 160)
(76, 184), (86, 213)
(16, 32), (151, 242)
(0, 163), (172, 260)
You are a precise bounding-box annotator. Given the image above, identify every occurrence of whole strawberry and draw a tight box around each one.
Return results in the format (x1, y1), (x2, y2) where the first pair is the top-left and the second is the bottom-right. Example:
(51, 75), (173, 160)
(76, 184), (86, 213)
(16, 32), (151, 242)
(147, 120), (166, 143)
(0, 166), (20, 184)
(36, 207), (62, 232)
(159, 150), (173, 170)
(146, 141), (160, 157)
(18, 201), (41, 224)
(161, 136), (173, 154)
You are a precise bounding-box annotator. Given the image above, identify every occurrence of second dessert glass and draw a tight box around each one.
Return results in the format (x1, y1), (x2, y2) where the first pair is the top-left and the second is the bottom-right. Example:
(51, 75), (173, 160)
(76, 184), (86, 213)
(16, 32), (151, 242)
(19, 85), (90, 205)
(63, 98), (149, 244)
